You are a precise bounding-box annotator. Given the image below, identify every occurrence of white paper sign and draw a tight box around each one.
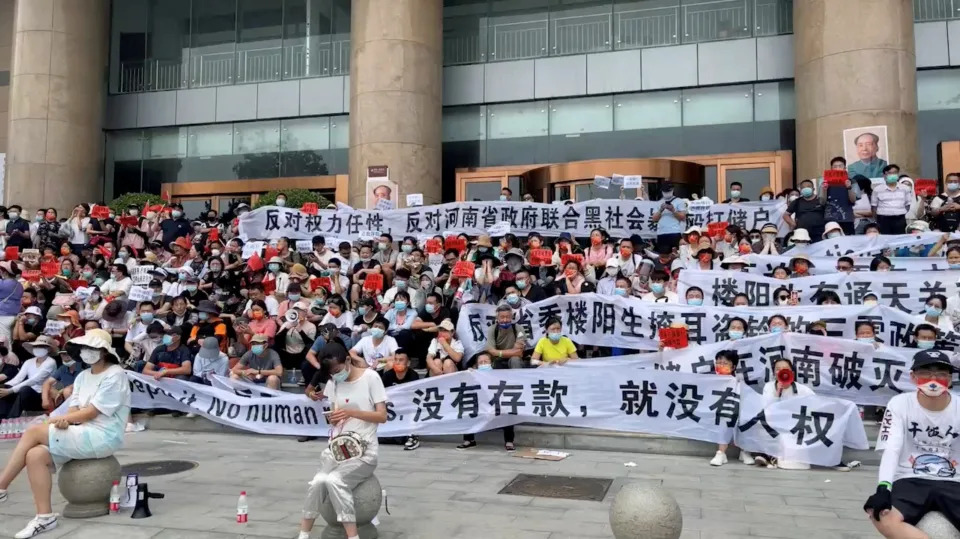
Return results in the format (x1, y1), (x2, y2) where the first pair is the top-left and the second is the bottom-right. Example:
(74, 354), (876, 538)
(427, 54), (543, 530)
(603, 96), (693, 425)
(611, 174), (624, 186)
(428, 253), (444, 276)
(623, 175), (644, 189)
(375, 198), (395, 211)
(593, 175), (611, 190)
(74, 287), (94, 301)
(295, 240), (312, 253)
(128, 286), (153, 302)
(487, 221), (511, 236)
(43, 320), (67, 336)
(131, 266), (151, 286)
(241, 241), (264, 260)
(406, 194), (424, 207)
(688, 198), (714, 214)
(358, 230), (381, 242)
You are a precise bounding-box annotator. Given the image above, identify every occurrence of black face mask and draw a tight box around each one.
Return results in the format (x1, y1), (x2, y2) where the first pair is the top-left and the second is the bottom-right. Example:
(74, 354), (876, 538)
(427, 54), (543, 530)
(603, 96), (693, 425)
(0, 346), (9, 356)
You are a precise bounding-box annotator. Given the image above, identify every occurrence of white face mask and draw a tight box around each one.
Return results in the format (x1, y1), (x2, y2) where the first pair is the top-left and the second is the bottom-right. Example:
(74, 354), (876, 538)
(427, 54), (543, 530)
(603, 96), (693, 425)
(34, 347), (49, 358)
(606, 267), (618, 277)
(761, 194), (771, 201)
(80, 348), (101, 365)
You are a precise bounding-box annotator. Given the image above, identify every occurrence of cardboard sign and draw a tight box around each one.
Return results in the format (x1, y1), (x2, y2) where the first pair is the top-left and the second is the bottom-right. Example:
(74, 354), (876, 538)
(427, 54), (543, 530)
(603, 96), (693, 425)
(487, 221), (511, 236)
(363, 273), (384, 292)
(52, 293), (75, 307)
(915, 179), (938, 197)
(444, 236), (467, 253)
(823, 169), (848, 187)
(4, 246), (18, 261)
(530, 249), (553, 266)
(262, 278), (277, 295)
(707, 221), (729, 238)
(40, 262), (59, 278)
(406, 194), (423, 207)
(90, 205), (110, 219)
(375, 198), (395, 211)
(43, 320), (67, 336)
(301, 202), (319, 215)
(208, 228), (219, 243)
(21, 270), (40, 282)
(246, 252), (264, 272)
(452, 261), (476, 279)
(659, 327), (689, 349)
(425, 239), (443, 254)
(128, 286), (153, 302)
(623, 175), (644, 189)
(241, 241), (264, 260)
(118, 216), (138, 227)
(593, 175), (611, 190)
(560, 254), (584, 268)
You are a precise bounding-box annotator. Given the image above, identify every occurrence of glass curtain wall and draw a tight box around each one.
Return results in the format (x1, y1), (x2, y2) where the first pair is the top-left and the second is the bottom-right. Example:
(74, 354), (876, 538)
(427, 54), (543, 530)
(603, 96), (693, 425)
(443, 0), (793, 65)
(110, 0), (351, 93)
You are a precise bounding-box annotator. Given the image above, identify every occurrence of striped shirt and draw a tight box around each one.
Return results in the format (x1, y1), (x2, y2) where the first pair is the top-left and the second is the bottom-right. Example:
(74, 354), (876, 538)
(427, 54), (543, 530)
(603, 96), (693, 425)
(871, 186), (911, 216)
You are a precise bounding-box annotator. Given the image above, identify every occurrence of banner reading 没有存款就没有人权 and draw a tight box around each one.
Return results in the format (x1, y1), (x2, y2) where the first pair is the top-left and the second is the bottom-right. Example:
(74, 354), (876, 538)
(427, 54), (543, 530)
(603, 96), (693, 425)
(677, 269), (960, 314)
(237, 200), (789, 242)
(119, 370), (866, 465)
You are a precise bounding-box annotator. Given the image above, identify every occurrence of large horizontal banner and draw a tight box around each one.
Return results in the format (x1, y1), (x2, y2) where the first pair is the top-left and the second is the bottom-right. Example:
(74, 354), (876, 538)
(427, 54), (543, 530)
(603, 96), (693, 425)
(787, 232), (956, 258)
(455, 293), (950, 360)
(677, 269), (960, 315)
(123, 370), (864, 464)
(733, 254), (953, 276)
(238, 201), (789, 242)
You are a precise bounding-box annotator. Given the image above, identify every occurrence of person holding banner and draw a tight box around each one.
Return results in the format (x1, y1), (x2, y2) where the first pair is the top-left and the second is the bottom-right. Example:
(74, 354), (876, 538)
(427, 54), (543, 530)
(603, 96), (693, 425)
(865, 349), (960, 537)
(456, 351), (516, 451)
(350, 244), (381, 306)
(914, 295), (953, 334)
(298, 351), (387, 539)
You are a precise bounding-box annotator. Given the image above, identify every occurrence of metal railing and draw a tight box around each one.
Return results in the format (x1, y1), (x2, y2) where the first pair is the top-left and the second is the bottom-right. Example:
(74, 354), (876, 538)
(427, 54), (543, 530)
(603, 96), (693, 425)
(914, 0), (960, 21)
(117, 40), (351, 94)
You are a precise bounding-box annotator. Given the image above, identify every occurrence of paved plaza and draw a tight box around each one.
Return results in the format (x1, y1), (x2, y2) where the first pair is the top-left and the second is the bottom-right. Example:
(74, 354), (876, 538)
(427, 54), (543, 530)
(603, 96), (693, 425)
(0, 430), (881, 539)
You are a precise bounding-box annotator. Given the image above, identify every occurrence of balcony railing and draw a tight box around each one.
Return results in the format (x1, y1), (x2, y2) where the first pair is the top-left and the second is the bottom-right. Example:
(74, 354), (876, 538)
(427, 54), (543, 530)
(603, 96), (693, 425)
(914, 0), (960, 21)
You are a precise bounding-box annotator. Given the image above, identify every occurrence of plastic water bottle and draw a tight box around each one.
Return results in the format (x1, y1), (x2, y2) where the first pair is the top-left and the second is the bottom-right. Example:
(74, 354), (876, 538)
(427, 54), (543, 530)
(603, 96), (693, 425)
(110, 481), (120, 513)
(0, 419), (8, 440)
(236, 491), (248, 523)
(15, 418), (25, 439)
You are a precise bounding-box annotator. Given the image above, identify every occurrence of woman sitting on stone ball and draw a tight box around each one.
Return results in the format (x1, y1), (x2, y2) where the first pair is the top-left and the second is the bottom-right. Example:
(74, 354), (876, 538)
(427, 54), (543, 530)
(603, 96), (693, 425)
(0, 329), (131, 539)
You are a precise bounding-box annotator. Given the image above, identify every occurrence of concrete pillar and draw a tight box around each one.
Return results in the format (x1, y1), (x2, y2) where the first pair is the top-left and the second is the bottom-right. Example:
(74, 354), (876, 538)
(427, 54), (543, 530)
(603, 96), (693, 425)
(5, 0), (108, 212)
(348, 0), (442, 209)
(794, 0), (918, 182)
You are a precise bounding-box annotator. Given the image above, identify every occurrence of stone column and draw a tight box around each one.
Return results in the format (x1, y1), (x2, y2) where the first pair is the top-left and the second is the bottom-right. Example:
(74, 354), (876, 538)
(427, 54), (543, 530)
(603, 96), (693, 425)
(5, 0), (108, 212)
(794, 0), (918, 181)
(348, 0), (442, 209)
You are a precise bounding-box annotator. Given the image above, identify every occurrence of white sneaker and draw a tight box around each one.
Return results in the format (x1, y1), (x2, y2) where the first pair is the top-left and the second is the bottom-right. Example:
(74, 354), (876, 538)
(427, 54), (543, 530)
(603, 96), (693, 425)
(185, 413), (196, 418)
(0, 489), (7, 503)
(776, 459), (811, 471)
(15, 514), (57, 538)
(709, 451), (727, 466)
(739, 451), (756, 465)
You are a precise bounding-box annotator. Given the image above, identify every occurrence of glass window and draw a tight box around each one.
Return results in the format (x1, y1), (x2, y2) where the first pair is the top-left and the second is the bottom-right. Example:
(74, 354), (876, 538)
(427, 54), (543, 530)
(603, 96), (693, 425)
(237, 0), (284, 84)
(918, 69), (960, 111)
(682, 84), (753, 126)
(724, 167), (772, 202)
(704, 164), (718, 200)
(189, 0), (238, 88)
(488, 0), (550, 61)
(465, 180), (504, 201)
(614, 90), (681, 130)
(142, 127), (187, 189)
(614, 0), (679, 50)
(754, 0), (793, 36)
(110, 131), (145, 162)
(549, 95), (612, 135)
(682, 0), (751, 44)
(146, 0), (190, 92)
(443, 106), (488, 142)
(281, 118), (332, 176)
(220, 196), (251, 214)
(331, 0), (351, 75)
(754, 81), (795, 121)
(185, 124), (236, 181)
(330, 115), (350, 149)
(110, 0), (147, 94)
(284, 0), (334, 78)
(234, 121), (281, 179)
(549, 0), (612, 56)
(575, 183), (638, 201)
(487, 101), (549, 139)
(444, 0), (489, 65)
(106, 131), (144, 198)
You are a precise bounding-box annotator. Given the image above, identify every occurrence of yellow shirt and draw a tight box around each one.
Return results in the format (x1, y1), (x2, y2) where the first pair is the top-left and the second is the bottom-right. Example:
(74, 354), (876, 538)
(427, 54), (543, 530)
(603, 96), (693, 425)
(534, 336), (576, 363)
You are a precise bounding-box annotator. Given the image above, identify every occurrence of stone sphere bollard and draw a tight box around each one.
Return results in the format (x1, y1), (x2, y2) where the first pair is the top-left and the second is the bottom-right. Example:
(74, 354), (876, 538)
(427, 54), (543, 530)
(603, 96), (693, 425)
(609, 483), (683, 539)
(57, 456), (122, 518)
(918, 512), (960, 539)
(319, 475), (382, 539)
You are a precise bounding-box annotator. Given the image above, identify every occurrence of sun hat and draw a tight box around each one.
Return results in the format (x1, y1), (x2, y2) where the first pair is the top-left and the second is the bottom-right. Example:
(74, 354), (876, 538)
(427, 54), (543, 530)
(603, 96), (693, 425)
(68, 328), (118, 360)
(24, 335), (59, 356)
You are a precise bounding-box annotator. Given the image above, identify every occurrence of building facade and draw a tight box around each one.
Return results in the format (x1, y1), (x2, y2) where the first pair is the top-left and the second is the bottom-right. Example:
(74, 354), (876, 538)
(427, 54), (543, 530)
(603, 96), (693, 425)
(2, 0), (960, 214)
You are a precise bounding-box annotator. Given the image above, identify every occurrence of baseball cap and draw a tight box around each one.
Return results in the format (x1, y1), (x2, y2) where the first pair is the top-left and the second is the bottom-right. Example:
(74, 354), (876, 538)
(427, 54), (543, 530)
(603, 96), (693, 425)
(164, 326), (183, 337)
(912, 349), (954, 372)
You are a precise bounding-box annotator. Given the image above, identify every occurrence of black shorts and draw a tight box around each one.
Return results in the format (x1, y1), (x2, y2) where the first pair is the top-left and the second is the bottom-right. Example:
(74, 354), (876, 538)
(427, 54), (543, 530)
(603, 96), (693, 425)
(655, 233), (682, 253)
(892, 477), (960, 527)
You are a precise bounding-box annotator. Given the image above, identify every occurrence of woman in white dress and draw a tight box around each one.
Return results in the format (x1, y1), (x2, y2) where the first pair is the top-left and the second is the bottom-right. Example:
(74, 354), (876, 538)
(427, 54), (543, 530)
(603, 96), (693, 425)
(0, 328), (130, 538)
(299, 352), (387, 539)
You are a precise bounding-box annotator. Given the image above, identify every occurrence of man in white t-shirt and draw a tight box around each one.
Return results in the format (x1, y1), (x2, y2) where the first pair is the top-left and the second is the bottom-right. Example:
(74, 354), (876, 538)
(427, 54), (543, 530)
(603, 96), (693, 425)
(348, 318), (398, 371)
(865, 349), (960, 535)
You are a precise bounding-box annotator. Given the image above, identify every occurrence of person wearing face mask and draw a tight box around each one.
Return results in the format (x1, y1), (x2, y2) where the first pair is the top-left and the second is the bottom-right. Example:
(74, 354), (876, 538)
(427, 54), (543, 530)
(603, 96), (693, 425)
(424, 319), (464, 377)
(4, 204), (32, 250)
(584, 228), (613, 273)
(819, 158), (858, 235)
(349, 317), (399, 371)
(486, 305), (527, 372)
(456, 351), (518, 451)
(262, 255), (290, 301)
(911, 324), (939, 352)
(684, 286), (704, 306)
(767, 314), (789, 334)
(752, 223), (782, 255)
(0, 336), (57, 419)
(709, 350), (757, 467)
(380, 268), (417, 313)
(651, 181), (688, 253)
(641, 269), (677, 303)
(98, 262), (132, 302)
(871, 165), (912, 235)
(124, 321), (166, 373)
(40, 349), (85, 412)
(928, 172), (960, 233)
(230, 333), (283, 390)
(35, 208), (61, 250)
(123, 301), (160, 358)
(788, 254), (814, 278)
(784, 179), (826, 241)
(119, 203), (149, 253)
(379, 349), (421, 450)
(914, 295), (953, 334)
(500, 249), (525, 286)
(188, 300), (227, 349)
(554, 260), (586, 296)
(722, 182), (750, 204)
(350, 244), (382, 306)
(864, 349), (960, 537)
(190, 336), (229, 386)
(531, 317), (577, 367)
(757, 357), (816, 470)
(0, 329), (131, 539)
(384, 291), (417, 350)
(513, 267), (547, 303)
(498, 284), (530, 311)
(373, 233), (398, 283)
(725, 317), (747, 341)
(29, 209), (44, 247)
(499, 187), (512, 202)
(143, 327), (193, 385)
(159, 203), (192, 248)
(820, 221), (845, 243)
(855, 321), (880, 349)
(596, 259), (621, 296)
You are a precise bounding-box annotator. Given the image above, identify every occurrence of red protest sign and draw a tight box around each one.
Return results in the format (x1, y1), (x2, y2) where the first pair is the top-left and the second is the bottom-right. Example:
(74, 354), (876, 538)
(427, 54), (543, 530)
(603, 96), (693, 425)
(3, 247), (18, 261)
(915, 179), (938, 196)
(659, 327), (689, 349)
(560, 254), (584, 268)
(21, 270), (40, 282)
(117, 216), (138, 227)
(262, 278), (276, 295)
(314, 276), (332, 291)
(90, 205), (110, 220)
(444, 236), (467, 253)
(301, 202), (318, 215)
(208, 228), (219, 243)
(707, 221), (729, 238)
(530, 249), (553, 266)
(452, 261), (476, 279)
(246, 252), (264, 272)
(425, 239), (443, 254)
(66, 279), (88, 290)
(263, 246), (279, 261)
(363, 273), (384, 292)
(823, 169), (848, 187)
(40, 262), (59, 278)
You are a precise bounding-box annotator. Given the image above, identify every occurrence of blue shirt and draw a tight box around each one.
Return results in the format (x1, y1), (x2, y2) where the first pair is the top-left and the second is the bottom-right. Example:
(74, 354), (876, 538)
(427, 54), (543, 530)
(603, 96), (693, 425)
(0, 279), (23, 316)
(656, 197), (687, 235)
(52, 362), (85, 386)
